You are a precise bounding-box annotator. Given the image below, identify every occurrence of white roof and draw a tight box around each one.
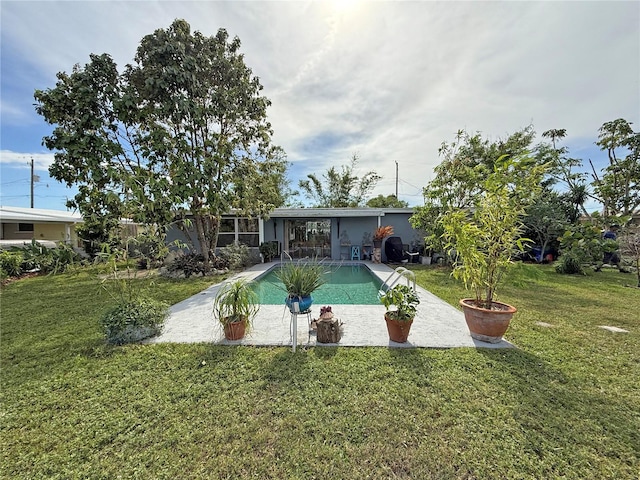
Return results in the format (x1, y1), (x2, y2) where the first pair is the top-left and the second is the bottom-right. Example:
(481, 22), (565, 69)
(0, 206), (83, 224)
(268, 207), (414, 218)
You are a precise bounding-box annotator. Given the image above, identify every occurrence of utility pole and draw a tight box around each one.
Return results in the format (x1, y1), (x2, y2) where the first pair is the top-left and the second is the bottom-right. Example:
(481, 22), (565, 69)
(395, 160), (398, 198)
(30, 157), (34, 208)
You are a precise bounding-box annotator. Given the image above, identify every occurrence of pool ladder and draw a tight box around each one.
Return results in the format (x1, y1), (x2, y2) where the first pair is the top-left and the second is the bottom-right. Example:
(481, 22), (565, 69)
(378, 267), (416, 297)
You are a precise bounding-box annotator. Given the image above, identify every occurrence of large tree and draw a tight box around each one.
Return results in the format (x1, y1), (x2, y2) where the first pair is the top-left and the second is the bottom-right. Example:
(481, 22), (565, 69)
(366, 194), (409, 208)
(522, 190), (570, 262)
(35, 19), (288, 265)
(410, 126), (543, 253)
(298, 155), (380, 207)
(590, 118), (640, 217)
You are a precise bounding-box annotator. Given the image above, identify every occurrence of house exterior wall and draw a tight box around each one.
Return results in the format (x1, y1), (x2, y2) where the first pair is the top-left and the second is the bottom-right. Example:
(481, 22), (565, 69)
(1, 223), (33, 240)
(164, 209), (425, 263)
(261, 210), (424, 262)
(165, 215), (264, 261)
(34, 223), (79, 245)
(1, 222), (81, 245)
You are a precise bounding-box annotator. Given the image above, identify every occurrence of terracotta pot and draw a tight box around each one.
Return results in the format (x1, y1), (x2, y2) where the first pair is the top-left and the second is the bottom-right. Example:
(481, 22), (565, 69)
(384, 313), (414, 343)
(223, 318), (247, 340)
(459, 299), (516, 343)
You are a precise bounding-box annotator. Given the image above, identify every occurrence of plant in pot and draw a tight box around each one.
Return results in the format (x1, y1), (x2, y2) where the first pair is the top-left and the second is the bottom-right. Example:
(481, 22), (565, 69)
(259, 241), (279, 262)
(275, 259), (326, 313)
(379, 284), (420, 343)
(213, 278), (259, 340)
(372, 225), (394, 263)
(441, 155), (544, 343)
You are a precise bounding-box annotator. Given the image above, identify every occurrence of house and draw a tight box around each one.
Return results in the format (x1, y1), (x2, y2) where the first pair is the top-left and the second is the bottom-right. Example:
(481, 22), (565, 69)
(0, 205), (142, 252)
(0, 206), (83, 248)
(167, 208), (425, 262)
(264, 208), (422, 261)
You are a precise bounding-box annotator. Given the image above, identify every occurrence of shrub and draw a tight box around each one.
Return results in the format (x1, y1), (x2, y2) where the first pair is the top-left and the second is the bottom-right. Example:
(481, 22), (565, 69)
(128, 231), (169, 269)
(210, 255), (230, 271)
(0, 251), (23, 278)
(555, 252), (585, 275)
(220, 242), (251, 270)
(101, 298), (169, 344)
(259, 242), (279, 262)
(5, 241), (80, 275)
(167, 253), (207, 277)
(556, 224), (603, 275)
(46, 243), (80, 274)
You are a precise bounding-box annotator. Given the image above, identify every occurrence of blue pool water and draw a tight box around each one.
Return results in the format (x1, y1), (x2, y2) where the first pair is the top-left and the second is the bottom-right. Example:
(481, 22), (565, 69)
(252, 265), (381, 305)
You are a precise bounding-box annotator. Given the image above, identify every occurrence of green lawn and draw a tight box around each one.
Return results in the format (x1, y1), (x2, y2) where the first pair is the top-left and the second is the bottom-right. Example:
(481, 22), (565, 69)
(1, 266), (638, 479)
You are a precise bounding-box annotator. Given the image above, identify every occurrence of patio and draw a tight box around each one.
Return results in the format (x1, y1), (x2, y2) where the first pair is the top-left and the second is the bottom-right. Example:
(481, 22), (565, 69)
(149, 262), (514, 349)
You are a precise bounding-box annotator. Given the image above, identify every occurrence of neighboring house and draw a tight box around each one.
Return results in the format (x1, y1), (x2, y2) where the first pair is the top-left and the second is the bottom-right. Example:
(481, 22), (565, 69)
(0, 206), (141, 252)
(0, 206), (83, 249)
(167, 208), (425, 262)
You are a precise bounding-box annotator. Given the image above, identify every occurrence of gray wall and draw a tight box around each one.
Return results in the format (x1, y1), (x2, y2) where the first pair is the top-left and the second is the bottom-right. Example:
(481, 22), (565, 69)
(262, 212), (425, 262)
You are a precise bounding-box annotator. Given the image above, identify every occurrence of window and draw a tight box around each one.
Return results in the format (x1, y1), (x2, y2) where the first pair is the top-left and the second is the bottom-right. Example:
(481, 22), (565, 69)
(217, 218), (236, 247)
(216, 217), (260, 247)
(18, 223), (34, 232)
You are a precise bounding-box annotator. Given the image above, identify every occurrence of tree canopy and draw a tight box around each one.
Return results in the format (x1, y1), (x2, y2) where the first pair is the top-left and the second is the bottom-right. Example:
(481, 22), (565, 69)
(298, 155), (380, 207)
(366, 194), (409, 208)
(410, 126), (544, 253)
(591, 118), (640, 217)
(35, 19), (288, 263)
(412, 119), (639, 274)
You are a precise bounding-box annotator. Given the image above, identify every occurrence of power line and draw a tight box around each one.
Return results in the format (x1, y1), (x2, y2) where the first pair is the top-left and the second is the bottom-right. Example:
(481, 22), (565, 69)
(0, 179), (30, 185)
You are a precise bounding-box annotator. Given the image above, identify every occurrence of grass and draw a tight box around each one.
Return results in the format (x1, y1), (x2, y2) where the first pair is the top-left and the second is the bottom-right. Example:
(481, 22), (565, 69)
(1, 265), (639, 479)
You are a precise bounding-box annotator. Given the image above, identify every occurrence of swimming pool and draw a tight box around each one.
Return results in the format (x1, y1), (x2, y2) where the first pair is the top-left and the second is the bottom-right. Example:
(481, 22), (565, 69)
(252, 264), (381, 305)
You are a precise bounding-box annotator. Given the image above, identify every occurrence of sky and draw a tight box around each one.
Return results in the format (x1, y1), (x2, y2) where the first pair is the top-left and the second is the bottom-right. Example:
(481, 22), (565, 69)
(1, 0), (639, 212)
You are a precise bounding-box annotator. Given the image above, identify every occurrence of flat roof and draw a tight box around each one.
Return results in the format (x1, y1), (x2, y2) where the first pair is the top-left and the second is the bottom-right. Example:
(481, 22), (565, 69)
(268, 208), (414, 218)
(0, 206), (82, 224)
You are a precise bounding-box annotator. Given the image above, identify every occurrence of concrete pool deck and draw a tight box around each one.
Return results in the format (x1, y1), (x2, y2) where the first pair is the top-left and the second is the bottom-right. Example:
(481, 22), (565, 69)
(149, 261), (513, 349)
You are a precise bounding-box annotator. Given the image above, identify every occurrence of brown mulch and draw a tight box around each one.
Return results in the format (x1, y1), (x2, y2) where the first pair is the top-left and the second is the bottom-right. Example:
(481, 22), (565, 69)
(1, 271), (43, 287)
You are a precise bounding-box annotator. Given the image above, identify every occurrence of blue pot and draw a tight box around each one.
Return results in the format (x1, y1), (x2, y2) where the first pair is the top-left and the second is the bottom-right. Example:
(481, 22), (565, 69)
(286, 295), (313, 313)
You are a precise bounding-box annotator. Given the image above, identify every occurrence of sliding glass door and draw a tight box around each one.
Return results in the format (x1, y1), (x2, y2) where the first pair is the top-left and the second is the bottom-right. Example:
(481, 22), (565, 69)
(286, 219), (331, 259)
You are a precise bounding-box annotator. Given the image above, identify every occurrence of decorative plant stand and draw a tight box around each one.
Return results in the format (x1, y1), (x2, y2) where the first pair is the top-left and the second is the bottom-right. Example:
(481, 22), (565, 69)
(290, 309), (312, 352)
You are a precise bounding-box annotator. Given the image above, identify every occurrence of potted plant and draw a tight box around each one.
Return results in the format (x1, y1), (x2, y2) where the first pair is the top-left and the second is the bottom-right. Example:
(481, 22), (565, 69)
(441, 155), (544, 343)
(213, 278), (259, 340)
(259, 241), (279, 262)
(379, 284), (420, 343)
(372, 225), (394, 263)
(275, 259), (326, 313)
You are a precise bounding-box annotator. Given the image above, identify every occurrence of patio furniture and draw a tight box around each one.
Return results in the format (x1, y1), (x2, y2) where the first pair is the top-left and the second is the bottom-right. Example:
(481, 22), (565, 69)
(384, 236), (409, 263)
(351, 245), (360, 261)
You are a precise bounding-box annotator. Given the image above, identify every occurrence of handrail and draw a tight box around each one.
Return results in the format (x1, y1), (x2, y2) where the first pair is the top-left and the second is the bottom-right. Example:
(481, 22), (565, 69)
(280, 250), (293, 263)
(379, 267), (416, 295)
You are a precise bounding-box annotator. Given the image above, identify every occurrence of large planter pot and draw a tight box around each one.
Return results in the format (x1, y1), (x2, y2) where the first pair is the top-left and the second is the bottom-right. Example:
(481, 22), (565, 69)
(459, 299), (516, 343)
(384, 313), (414, 343)
(285, 295), (313, 313)
(223, 318), (247, 341)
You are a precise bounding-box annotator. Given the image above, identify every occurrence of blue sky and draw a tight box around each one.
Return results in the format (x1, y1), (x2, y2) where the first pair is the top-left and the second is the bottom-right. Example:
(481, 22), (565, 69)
(1, 0), (638, 212)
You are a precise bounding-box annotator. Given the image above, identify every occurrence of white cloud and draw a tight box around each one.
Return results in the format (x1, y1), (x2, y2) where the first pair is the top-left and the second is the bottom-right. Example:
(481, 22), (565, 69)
(0, 150), (55, 171)
(1, 0), (638, 207)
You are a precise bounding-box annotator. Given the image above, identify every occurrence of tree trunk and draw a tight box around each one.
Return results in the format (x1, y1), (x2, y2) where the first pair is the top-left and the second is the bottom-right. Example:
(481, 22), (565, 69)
(316, 317), (342, 343)
(539, 239), (549, 263)
(193, 213), (220, 268)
